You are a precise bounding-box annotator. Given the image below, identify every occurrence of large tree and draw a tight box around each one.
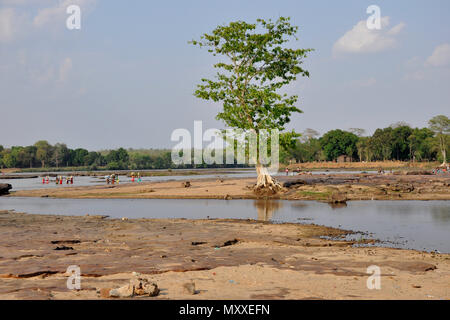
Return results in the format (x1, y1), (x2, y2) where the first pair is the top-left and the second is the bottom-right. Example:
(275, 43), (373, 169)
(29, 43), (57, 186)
(53, 143), (70, 168)
(391, 125), (413, 161)
(428, 115), (450, 165)
(191, 17), (312, 193)
(319, 129), (359, 161)
(370, 128), (394, 161)
(34, 140), (53, 168)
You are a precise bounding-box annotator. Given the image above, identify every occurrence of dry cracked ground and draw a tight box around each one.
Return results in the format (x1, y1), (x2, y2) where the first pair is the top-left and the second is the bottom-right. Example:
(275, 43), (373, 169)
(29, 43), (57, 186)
(0, 210), (448, 300)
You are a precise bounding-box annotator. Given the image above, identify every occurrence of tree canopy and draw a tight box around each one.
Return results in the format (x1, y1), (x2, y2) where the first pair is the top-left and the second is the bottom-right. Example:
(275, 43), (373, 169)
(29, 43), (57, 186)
(319, 129), (359, 161)
(191, 17), (312, 133)
(429, 115), (450, 164)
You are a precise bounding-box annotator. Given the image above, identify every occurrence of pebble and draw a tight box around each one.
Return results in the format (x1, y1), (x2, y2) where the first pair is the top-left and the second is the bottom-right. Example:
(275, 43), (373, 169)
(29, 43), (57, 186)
(182, 282), (196, 295)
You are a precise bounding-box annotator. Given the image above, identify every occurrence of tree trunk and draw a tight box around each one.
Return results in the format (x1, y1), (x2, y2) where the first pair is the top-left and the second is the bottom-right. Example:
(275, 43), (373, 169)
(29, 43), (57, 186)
(253, 163), (282, 196)
(440, 136), (447, 166)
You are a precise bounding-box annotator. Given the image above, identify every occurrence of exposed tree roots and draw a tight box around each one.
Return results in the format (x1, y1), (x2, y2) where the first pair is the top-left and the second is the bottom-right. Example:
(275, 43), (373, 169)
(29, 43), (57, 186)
(253, 166), (283, 197)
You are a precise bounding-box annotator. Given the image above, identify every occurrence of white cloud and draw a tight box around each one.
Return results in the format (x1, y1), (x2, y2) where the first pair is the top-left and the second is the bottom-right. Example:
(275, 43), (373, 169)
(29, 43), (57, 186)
(333, 17), (405, 55)
(0, 0), (96, 43)
(386, 22), (405, 35)
(425, 43), (450, 67)
(403, 44), (450, 81)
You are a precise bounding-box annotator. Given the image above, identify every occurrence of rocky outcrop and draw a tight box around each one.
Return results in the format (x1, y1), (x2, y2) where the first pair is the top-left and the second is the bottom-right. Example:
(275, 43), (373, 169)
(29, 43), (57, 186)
(107, 277), (160, 298)
(182, 181), (191, 188)
(0, 183), (12, 196)
(283, 179), (306, 188)
(406, 170), (432, 175)
(329, 192), (348, 204)
(387, 183), (415, 193)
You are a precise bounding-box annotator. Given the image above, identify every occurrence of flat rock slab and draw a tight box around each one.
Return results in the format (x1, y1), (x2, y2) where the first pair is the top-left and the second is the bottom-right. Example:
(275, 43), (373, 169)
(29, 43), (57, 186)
(9, 174), (450, 201)
(0, 210), (448, 299)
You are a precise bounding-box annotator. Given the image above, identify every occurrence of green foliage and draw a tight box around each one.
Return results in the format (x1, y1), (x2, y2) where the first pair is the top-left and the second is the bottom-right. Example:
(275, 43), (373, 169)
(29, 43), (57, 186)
(1, 116), (448, 169)
(408, 128), (435, 161)
(280, 115), (448, 164)
(291, 138), (323, 162)
(279, 130), (301, 163)
(106, 161), (126, 170)
(34, 140), (52, 168)
(191, 17), (312, 158)
(429, 115), (450, 163)
(370, 127), (394, 160)
(319, 130), (359, 161)
(106, 148), (129, 164)
(428, 115), (450, 134)
(72, 148), (89, 166)
(391, 126), (413, 161)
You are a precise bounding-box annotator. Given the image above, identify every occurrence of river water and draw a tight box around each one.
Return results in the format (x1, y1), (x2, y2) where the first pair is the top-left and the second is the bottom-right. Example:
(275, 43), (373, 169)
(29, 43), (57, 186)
(0, 197), (448, 253)
(0, 169), (376, 191)
(0, 170), (255, 190)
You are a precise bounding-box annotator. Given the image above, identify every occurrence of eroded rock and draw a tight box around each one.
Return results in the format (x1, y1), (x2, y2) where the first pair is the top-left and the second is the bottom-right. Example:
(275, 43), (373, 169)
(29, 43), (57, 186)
(182, 282), (196, 295)
(182, 181), (191, 188)
(329, 192), (348, 204)
(0, 184), (12, 196)
(108, 277), (160, 298)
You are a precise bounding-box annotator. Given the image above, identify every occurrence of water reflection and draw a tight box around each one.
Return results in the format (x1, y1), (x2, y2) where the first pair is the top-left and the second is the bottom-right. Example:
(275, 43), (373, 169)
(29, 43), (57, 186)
(431, 206), (450, 222)
(0, 197), (449, 252)
(253, 200), (283, 221)
(328, 202), (348, 209)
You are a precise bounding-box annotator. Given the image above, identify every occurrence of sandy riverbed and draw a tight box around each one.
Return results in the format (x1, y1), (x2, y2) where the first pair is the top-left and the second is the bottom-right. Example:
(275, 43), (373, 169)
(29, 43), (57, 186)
(8, 173), (450, 201)
(0, 210), (448, 300)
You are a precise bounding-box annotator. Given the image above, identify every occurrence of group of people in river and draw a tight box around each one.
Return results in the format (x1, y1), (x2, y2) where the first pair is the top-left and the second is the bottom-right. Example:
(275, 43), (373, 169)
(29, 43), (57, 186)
(104, 172), (142, 184)
(433, 165), (449, 175)
(284, 168), (313, 176)
(130, 172), (142, 182)
(105, 174), (119, 184)
(42, 176), (74, 185)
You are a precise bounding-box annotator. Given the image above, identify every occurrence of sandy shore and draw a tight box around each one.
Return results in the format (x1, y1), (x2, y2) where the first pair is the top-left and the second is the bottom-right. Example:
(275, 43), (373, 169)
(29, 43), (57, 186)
(0, 210), (448, 300)
(9, 173), (450, 201)
(2, 172), (449, 299)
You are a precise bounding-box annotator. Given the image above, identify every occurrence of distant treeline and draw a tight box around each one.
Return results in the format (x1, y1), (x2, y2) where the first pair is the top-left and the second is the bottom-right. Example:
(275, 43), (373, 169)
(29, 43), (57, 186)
(0, 143), (249, 170)
(1, 116), (448, 169)
(281, 115), (449, 164)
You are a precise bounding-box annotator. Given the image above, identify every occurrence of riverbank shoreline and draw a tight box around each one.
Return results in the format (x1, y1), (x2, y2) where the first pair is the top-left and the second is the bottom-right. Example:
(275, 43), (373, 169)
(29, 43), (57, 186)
(1, 161), (442, 175)
(0, 210), (448, 300)
(7, 173), (450, 201)
(0, 168), (253, 179)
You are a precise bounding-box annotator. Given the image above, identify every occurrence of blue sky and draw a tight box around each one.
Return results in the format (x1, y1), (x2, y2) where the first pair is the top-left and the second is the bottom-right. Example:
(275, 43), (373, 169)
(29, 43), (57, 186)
(1, 0), (449, 150)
